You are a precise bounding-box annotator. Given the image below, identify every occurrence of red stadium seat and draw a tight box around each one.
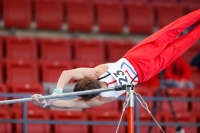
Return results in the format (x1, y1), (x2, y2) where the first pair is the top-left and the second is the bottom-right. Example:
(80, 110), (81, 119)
(180, 0), (200, 4)
(106, 40), (135, 62)
(138, 112), (162, 133)
(161, 88), (188, 112)
(74, 39), (105, 62)
(156, 4), (184, 29)
(134, 87), (154, 112)
(93, 0), (120, 2)
(183, 44), (200, 64)
(141, 74), (161, 88)
(51, 110), (89, 133)
(10, 83), (44, 94)
(3, 0), (32, 28)
(122, 0), (148, 3)
(66, 1), (94, 32)
(5, 36), (38, 60)
(15, 109), (50, 133)
(190, 68), (200, 87)
(0, 84), (8, 108)
(164, 112), (197, 133)
(152, 0), (177, 5)
(0, 61), (3, 83)
(74, 61), (101, 68)
(5, 60), (39, 84)
(89, 111), (126, 133)
(40, 38), (72, 61)
(10, 83), (45, 112)
(191, 89), (200, 113)
(188, 4), (200, 13)
(0, 38), (3, 59)
(126, 3), (155, 34)
(34, 0), (63, 30)
(0, 109), (12, 133)
(96, 2), (125, 33)
(41, 61), (73, 83)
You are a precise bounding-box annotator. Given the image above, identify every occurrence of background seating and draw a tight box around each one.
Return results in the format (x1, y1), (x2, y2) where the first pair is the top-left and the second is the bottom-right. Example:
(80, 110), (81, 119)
(34, 0), (63, 30)
(3, 0), (32, 28)
(66, 1), (94, 32)
(5, 36), (38, 60)
(0, 1), (199, 133)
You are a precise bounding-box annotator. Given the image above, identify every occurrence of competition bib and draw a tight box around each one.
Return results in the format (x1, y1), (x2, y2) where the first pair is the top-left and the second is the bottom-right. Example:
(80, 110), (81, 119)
(107, 58), (138, 86)
(110, 69), (129, 85)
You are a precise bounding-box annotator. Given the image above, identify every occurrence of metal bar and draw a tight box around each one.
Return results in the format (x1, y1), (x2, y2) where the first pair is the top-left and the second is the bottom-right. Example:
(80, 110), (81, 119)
(0, 85), (126, 105)
(0, 119), (200, 127)
(0, 119), (127, 125)
(126, 85), (134, 133)
(135, 100), (139, 133)
(22, 102), (27, 133)
(1, 93), (200, 102)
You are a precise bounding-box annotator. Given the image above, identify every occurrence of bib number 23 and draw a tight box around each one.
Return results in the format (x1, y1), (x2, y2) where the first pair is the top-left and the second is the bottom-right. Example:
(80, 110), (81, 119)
(113, 70), (128, 85)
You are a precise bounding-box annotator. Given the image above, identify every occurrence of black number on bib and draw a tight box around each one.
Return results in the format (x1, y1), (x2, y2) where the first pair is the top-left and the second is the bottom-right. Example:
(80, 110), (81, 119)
(113, 70), (128, 85)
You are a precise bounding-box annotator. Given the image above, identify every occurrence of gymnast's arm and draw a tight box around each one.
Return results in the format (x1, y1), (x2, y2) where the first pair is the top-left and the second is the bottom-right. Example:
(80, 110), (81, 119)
(56, 64), (107, 90)
(50, 96), (115, 109)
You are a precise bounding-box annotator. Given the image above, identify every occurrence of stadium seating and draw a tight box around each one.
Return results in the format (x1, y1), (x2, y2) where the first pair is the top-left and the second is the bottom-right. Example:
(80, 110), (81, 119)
(161, 88), (188, 112)
(89, 111), (126, 133)
(0, 38), (3, 59)
(5, 36), (38, 60)
(0, 109), (12, 133)
(0, 61), (3, 83)
(5, 60), (39, 84)
(190, 68), (200, 87)
(34, 0), (63, 30)
(74, 61), (101, 68)
(163, 112), (197, 133)
(10, 83), (45, 112)
(0, 84), (8, 108)
(138, 111), (162, 133)
(40, 38), (72, 61)
(156, 4), (184, 29)
(134, 87), (154, 112)
(122, 0), (149, 3)
(106, 40), (135, 62)
(10, 83), (44, 94)
(14, 109), (50, 133)
(183, 44), (200, 64)
(126, 3), (155, 34)
(41, 61), (73, 83)
(51, 110), (89, 133)
(74, 39), (105, 62)
(66, 1), (94, 32)
(191, 89), (200, 113)
(3, 0), (32, 28)
(96, 2), (125, 33)
(93, 0), (120, 2)
(151, 0), (178, 4)
(180, 0), (200, 4)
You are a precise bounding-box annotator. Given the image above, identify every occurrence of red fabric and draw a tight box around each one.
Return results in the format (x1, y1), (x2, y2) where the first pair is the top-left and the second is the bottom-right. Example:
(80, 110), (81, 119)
(164, 56), (191, 80)
(123, 9), (200, 83)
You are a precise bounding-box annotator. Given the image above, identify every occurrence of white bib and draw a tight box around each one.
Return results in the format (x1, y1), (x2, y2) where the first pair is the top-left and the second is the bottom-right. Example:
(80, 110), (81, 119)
(99, 58), (138, 98)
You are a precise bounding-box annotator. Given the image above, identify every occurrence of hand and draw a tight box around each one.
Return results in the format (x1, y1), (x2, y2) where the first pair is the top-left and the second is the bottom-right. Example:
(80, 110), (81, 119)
(31, 94), (46, 107)
(31, 94), (58, 108)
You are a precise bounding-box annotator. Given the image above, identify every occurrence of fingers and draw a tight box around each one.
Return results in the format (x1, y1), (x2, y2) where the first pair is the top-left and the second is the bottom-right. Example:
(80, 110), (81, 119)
(31, 94), (46, 107)
(31, 94), (58, 108)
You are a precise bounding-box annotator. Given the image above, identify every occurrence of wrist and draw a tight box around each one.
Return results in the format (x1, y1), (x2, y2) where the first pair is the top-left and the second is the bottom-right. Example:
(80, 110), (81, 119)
(53, 88), (63, 94)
